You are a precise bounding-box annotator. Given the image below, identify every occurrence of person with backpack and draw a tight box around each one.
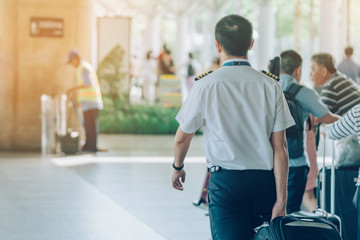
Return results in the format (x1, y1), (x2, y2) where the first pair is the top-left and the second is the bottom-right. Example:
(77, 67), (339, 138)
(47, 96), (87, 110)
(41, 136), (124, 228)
(279, 50), (339, 214)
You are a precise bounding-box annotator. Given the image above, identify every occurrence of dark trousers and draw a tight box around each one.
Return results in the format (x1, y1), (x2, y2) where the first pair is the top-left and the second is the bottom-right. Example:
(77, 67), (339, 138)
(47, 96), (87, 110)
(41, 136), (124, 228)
(358, 186), (360, 240)
(82, 109), (99, 152)
(208, 169), (276, 240)
(286, 166), (309, 214)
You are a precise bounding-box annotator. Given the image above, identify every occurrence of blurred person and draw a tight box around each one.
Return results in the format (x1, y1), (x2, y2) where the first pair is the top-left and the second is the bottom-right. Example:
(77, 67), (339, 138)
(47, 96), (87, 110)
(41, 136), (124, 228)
(158, 47), (175, 75)
(337, 46), (360, 84)
(279, 50), (339, 214)
(311, 53), (360, 116)
(67, 50), (104, 153)
(172, 14), (294, 239)
(158, 43), (168, 61)
(322, 104), (360, 240)
(186, 52), (200, 92)
(142, 50), (157, 104)
(157, 48), (175, 101)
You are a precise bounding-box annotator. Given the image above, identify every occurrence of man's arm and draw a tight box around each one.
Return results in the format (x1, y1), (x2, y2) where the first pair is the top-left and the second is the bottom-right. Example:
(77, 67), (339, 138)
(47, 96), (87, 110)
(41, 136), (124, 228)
(319, 112), (340, 124)
(270, 130), (289, 220)
(324, 107), (358, 140)
(172, 126), (195, 191)
(67, 69), (94, 94)
(67, 85), (91, 95)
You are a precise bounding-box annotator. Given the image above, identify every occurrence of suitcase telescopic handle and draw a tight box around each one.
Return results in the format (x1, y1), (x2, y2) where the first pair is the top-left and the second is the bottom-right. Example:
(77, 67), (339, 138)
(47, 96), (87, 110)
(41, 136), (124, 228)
(321, 136), (336, 215)
(331, 140), (335, 215)
(321, 136), (326, 210)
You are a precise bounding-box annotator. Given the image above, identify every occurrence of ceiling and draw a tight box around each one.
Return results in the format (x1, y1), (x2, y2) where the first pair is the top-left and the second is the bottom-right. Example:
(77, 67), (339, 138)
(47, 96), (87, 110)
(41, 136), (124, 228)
(94, 0), (235, 19)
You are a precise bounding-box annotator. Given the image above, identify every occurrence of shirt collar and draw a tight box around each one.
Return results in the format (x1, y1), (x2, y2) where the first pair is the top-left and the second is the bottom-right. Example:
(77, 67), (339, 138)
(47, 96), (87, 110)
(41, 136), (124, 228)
(222, 58), (249, 66)
(279, 74), (297, 89)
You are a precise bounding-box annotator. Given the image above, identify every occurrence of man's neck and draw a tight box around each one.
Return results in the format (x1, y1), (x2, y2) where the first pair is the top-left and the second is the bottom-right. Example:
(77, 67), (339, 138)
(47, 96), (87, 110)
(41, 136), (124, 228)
(220, 55), (247, 65)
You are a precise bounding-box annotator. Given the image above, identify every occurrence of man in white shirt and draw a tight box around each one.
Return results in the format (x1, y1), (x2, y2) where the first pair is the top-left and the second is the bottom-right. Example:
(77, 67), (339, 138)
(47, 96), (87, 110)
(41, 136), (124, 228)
(171, 14), (294, 240)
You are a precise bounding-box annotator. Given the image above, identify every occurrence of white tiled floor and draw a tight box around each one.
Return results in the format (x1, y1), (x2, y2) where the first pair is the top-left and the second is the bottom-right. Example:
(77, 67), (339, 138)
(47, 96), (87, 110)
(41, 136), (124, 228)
(0, 134), (211, 240)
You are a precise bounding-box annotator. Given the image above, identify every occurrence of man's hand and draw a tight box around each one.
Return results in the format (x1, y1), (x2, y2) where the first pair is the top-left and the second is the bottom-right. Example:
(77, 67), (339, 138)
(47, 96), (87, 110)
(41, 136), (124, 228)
(172, 169), (186, 191)
(321, 131), (327, 139)
(271, 200), (286, 220)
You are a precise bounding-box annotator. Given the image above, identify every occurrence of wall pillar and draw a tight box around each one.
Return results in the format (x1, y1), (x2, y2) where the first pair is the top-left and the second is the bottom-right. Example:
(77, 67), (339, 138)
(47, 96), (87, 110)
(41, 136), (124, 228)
(174, 13), (190, 76)
(0, 0), (17, 150)
(257, 0), (275, 70)
(320, 0), (339, 60)
(0, 0), (95, 151)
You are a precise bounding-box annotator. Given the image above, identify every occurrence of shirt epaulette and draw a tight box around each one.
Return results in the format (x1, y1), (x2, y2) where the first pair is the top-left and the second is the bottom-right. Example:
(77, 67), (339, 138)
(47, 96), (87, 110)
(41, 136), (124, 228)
(195, 71), (213, 81)
(261, 70), (279, 81)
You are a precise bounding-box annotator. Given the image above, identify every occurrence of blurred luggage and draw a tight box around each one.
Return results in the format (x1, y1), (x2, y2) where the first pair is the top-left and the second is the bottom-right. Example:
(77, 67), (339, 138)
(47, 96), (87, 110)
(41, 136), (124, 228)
(58, 97), (80, 154)
(318, 166), (358, 240)
(59, 130), (79, 154)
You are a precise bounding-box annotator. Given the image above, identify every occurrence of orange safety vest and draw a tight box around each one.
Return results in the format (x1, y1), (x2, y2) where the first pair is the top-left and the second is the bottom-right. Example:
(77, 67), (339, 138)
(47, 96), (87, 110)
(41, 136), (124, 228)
(76, 60), (103, 104)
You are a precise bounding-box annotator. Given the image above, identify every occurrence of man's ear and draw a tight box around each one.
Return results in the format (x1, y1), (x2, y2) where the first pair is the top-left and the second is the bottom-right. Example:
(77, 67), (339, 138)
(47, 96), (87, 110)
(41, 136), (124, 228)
(215, 40), (222, 53)
(320, 65), (328, 77)
(248, 39), (254, 50)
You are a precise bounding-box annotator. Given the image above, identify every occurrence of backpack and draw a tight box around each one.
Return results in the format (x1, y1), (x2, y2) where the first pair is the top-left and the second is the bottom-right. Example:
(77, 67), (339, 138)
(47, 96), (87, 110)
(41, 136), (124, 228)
(284, 84), (304, 159)
(187, 63), (195, 76)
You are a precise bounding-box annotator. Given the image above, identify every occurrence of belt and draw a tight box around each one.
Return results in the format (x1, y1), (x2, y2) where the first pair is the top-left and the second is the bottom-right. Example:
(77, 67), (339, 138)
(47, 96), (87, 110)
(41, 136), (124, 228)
(209, 166), (223, 172)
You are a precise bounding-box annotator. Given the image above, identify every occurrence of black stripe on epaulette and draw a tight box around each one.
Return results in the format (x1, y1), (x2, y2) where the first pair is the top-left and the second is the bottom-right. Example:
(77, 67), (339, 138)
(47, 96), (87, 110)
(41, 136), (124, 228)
(261, 70), (279, 81)
(195, 71), (213, 81)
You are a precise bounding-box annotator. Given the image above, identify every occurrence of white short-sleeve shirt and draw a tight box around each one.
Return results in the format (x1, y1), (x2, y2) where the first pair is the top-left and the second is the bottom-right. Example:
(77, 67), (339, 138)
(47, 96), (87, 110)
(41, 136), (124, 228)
(176, 59), (294, 170)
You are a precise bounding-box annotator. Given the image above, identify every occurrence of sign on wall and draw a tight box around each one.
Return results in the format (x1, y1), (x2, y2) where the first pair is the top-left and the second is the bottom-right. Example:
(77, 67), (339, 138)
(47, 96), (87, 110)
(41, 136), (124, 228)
(30, 17), (64, 38)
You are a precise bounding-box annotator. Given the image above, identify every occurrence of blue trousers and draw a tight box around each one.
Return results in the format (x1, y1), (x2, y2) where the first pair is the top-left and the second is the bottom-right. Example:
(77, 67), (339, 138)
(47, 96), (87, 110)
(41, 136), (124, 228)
(208, 169), (276, 240)
(287, 166), (309, 214)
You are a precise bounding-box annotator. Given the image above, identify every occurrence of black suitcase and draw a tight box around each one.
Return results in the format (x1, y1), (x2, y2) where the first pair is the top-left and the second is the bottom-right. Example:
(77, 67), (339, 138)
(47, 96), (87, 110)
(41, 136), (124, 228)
(318, 166), (358, 240)
(290, 210), (341, 233)
(254, 215), (341, 240)
(254, 138), (343, 240)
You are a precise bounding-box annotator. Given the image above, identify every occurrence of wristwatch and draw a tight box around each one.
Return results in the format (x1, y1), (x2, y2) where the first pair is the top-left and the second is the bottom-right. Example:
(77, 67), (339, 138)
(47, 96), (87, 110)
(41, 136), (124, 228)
(172, 162), (184, 171)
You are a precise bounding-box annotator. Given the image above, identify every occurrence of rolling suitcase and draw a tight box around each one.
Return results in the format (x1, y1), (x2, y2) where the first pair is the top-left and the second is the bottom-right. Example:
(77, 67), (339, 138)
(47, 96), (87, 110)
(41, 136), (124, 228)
(254, 215), (341, 240)
(317, 140), (358, 240)
(253, 137), (342, 240)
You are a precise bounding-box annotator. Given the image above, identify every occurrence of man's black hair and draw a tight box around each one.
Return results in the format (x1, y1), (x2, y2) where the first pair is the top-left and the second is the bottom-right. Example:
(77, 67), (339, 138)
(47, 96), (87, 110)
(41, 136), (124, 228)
(215, 14), (253, 57)
(280, 50), (302, 75)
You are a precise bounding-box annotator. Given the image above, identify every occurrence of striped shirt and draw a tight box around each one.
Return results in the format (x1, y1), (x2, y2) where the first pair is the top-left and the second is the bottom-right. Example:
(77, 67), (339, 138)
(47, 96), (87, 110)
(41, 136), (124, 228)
(324, 104), (360, 185)
(320, 72), (360, 116)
